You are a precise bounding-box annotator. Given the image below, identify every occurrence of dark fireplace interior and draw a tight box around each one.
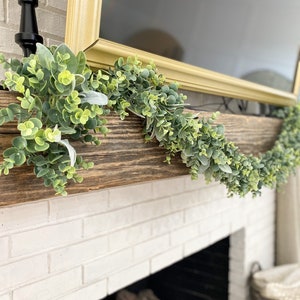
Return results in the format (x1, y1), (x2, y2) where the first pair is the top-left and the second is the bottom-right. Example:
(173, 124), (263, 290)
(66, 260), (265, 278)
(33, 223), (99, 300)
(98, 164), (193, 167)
(103, 237), (229, 300)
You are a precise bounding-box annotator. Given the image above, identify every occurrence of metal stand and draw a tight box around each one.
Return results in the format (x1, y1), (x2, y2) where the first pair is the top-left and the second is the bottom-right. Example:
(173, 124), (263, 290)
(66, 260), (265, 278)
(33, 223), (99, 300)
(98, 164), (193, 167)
(15, 0), (43, 56)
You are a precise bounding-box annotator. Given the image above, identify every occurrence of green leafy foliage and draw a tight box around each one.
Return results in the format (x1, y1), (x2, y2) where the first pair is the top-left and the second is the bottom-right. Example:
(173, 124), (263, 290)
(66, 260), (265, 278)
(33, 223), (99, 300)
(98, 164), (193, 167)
(91, 56), (300, 197)
(0, 43), (109, 195)
(1, 44), (300, 197)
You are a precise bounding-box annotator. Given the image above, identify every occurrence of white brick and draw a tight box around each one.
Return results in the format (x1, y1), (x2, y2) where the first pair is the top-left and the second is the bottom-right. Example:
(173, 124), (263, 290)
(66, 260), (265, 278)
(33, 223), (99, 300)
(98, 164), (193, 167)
(183, 233), (211, 257)
(0, 236), (9, 261)
(151, 212), (184, 236)
(152, 177), (186, 198)
(230, 258), (246, 275)
(37, 9), (66, 38)
(84, 248), (133, 283)
(184, 203), (211, 223)
(151, 246), (183, 273)
(133, 235), (170, 261)
(46, 0), (67, 12)
(7, 1), (20, 25)
(56, 280), (107, 300)
(230, 247), (245, 262)
(170, 223), (199, 246)
(198, 214), (223, 235)
(170, 191), (201, 211)
(109, 222), (152, 252)
(11, 220), (82, 257)
(225, 207), (246, 233)
(0, 1), (5, 22)
(0, 254), (47, 291)
(83, 207), (132, 237)
(230, 214), (245, 232)
(13, 268), (82, 300)
(44, 37), (63, 47)
(109, 182), (153, 209)
(0, 201), (48, 235)
(108, 262), (149, 294)
(230, 243), (245, 262)
(50, 235), (109, 273)
(133, 198), (170, 223)
(49, 191), (109, 220)
(246, 211), (274, 236)
(210, 223), (231, 243)
(0, 293), (10, 300)
(184, 175), (215, 191)
(229, 283), (247, 300)
(230, 229), (245, 247)
(247, 226), (274, 249)
(197, 183), (227, 203)
(246, 194), (275, 219)
(229, 271), (248, 291)
(247, 204), (275, 225)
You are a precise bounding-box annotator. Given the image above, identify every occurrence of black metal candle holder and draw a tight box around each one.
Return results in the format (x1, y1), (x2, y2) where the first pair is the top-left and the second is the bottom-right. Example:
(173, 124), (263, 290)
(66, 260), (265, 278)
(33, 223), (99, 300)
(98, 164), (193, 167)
(15, 0), (43, 57)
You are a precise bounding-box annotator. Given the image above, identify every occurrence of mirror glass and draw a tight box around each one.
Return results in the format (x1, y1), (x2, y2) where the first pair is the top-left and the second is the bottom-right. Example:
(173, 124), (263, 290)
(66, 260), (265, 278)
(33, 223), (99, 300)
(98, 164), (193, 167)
(100, 0), (300, 92)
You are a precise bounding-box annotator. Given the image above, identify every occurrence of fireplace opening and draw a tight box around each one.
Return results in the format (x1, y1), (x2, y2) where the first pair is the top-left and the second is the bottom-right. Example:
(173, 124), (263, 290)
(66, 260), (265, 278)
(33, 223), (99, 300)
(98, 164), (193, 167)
(104, 237), (229, 300)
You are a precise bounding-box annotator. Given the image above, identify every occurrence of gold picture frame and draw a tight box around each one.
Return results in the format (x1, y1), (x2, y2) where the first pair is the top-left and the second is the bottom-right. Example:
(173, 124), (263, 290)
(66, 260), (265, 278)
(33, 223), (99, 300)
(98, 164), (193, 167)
(65, 0), (298, 106)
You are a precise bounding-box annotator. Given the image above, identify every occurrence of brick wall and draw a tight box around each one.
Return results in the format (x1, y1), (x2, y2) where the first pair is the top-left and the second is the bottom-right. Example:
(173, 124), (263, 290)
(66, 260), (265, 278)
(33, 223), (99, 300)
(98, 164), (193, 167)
(0, 176), (275, 300)
(0, 0), (66, 77)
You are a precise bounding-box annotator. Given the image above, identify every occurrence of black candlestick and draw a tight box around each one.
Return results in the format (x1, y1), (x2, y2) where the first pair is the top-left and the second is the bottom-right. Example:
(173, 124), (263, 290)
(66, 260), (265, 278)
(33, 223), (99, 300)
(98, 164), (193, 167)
(15, 0), (43, 57)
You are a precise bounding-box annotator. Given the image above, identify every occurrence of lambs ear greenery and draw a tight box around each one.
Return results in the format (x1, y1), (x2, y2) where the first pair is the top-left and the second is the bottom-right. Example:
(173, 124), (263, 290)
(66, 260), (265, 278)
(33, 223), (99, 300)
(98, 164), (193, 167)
(0, 44), (109, 195)
(0, 43), (300, 197)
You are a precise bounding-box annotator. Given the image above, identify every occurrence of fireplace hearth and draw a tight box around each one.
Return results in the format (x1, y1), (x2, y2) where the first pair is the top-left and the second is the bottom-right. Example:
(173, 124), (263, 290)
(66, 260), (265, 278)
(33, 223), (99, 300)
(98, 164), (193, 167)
(104, 237), (229, 300)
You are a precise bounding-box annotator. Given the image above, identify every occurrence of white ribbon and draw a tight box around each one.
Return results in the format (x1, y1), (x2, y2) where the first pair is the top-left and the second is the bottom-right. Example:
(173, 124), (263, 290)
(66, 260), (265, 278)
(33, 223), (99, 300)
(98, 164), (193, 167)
(53, 126), (76, 167)
(80, 91), (108, 105)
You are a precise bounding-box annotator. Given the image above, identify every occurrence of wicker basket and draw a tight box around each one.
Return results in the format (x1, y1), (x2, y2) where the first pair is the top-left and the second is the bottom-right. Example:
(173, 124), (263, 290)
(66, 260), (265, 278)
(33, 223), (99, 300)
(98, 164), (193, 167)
(250, 262), (300, 300)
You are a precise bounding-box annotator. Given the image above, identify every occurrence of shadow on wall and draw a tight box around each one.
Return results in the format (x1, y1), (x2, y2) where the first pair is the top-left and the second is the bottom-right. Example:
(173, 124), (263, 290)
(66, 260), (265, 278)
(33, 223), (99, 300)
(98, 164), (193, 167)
(125, 28), (184, 61)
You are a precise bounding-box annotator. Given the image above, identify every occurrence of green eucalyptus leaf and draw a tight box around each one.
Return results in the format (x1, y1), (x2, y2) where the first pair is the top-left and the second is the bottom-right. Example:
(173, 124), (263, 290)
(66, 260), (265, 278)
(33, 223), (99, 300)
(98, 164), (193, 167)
(76, 51), (87, 74)
(75, 74), (85, 86)
(34, 157), (49, 166)
(48, 109), (60, 123)
(0, 116), (5, 126)
(83, 135), (93, 143)
(36, 43), (54, 69)
(199, 155), (210, 166)
(54, 80), (65, 93)
(54, 44), (77, 73)
(13, 151), (26, 166)
(36, 168), (50, 178)
(12, 136), (27, 149)
(3, 147), (18, 157)
(59, 126), (76, 135)
(6, 107), (14, 120)
(30, 118), (42, 129)
(34, 142), (49, 152)
(219, 164), (233, 174)
(25, 140), (38, 153)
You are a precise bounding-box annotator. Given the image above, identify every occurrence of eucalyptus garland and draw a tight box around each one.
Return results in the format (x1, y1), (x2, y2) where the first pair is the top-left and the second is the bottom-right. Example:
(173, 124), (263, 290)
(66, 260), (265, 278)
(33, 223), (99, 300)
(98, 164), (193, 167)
(0, 43), (299, 197)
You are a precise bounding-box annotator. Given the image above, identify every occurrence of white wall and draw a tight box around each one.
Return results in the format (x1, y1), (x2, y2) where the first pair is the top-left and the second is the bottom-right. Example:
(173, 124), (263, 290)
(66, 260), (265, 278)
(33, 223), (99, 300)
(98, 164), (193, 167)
(0, 176), (276, 300)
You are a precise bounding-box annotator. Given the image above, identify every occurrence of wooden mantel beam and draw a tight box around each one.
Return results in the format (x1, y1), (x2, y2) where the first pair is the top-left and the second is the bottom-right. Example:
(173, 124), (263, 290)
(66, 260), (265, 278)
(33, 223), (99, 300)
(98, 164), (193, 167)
(0, 91), (282, 206)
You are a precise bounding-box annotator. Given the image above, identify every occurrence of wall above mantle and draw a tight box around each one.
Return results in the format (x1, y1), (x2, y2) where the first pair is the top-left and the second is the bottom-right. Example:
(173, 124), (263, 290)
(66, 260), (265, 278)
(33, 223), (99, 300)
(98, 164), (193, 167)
(0, 90), (282, 207)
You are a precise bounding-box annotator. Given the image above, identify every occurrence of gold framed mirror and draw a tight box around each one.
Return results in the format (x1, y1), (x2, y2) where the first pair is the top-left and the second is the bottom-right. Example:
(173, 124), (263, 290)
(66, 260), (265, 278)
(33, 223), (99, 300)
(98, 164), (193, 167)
(65, 0), (298, 106)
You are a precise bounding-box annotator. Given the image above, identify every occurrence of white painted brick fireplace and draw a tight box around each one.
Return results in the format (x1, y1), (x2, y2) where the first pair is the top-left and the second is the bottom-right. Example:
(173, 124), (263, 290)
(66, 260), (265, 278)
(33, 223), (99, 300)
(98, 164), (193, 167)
(0, 175), (275, 300)
(0, 2), (276, 298)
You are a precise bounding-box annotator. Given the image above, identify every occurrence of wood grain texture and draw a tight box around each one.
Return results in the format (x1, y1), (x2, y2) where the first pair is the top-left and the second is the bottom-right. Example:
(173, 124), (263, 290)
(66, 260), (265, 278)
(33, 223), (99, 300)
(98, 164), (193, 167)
(0, 91), (282, 206)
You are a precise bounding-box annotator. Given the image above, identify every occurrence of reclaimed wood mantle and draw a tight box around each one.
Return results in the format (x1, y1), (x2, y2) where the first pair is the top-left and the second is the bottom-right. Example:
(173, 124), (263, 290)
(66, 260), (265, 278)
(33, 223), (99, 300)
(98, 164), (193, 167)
(0, 90), (282, 206)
